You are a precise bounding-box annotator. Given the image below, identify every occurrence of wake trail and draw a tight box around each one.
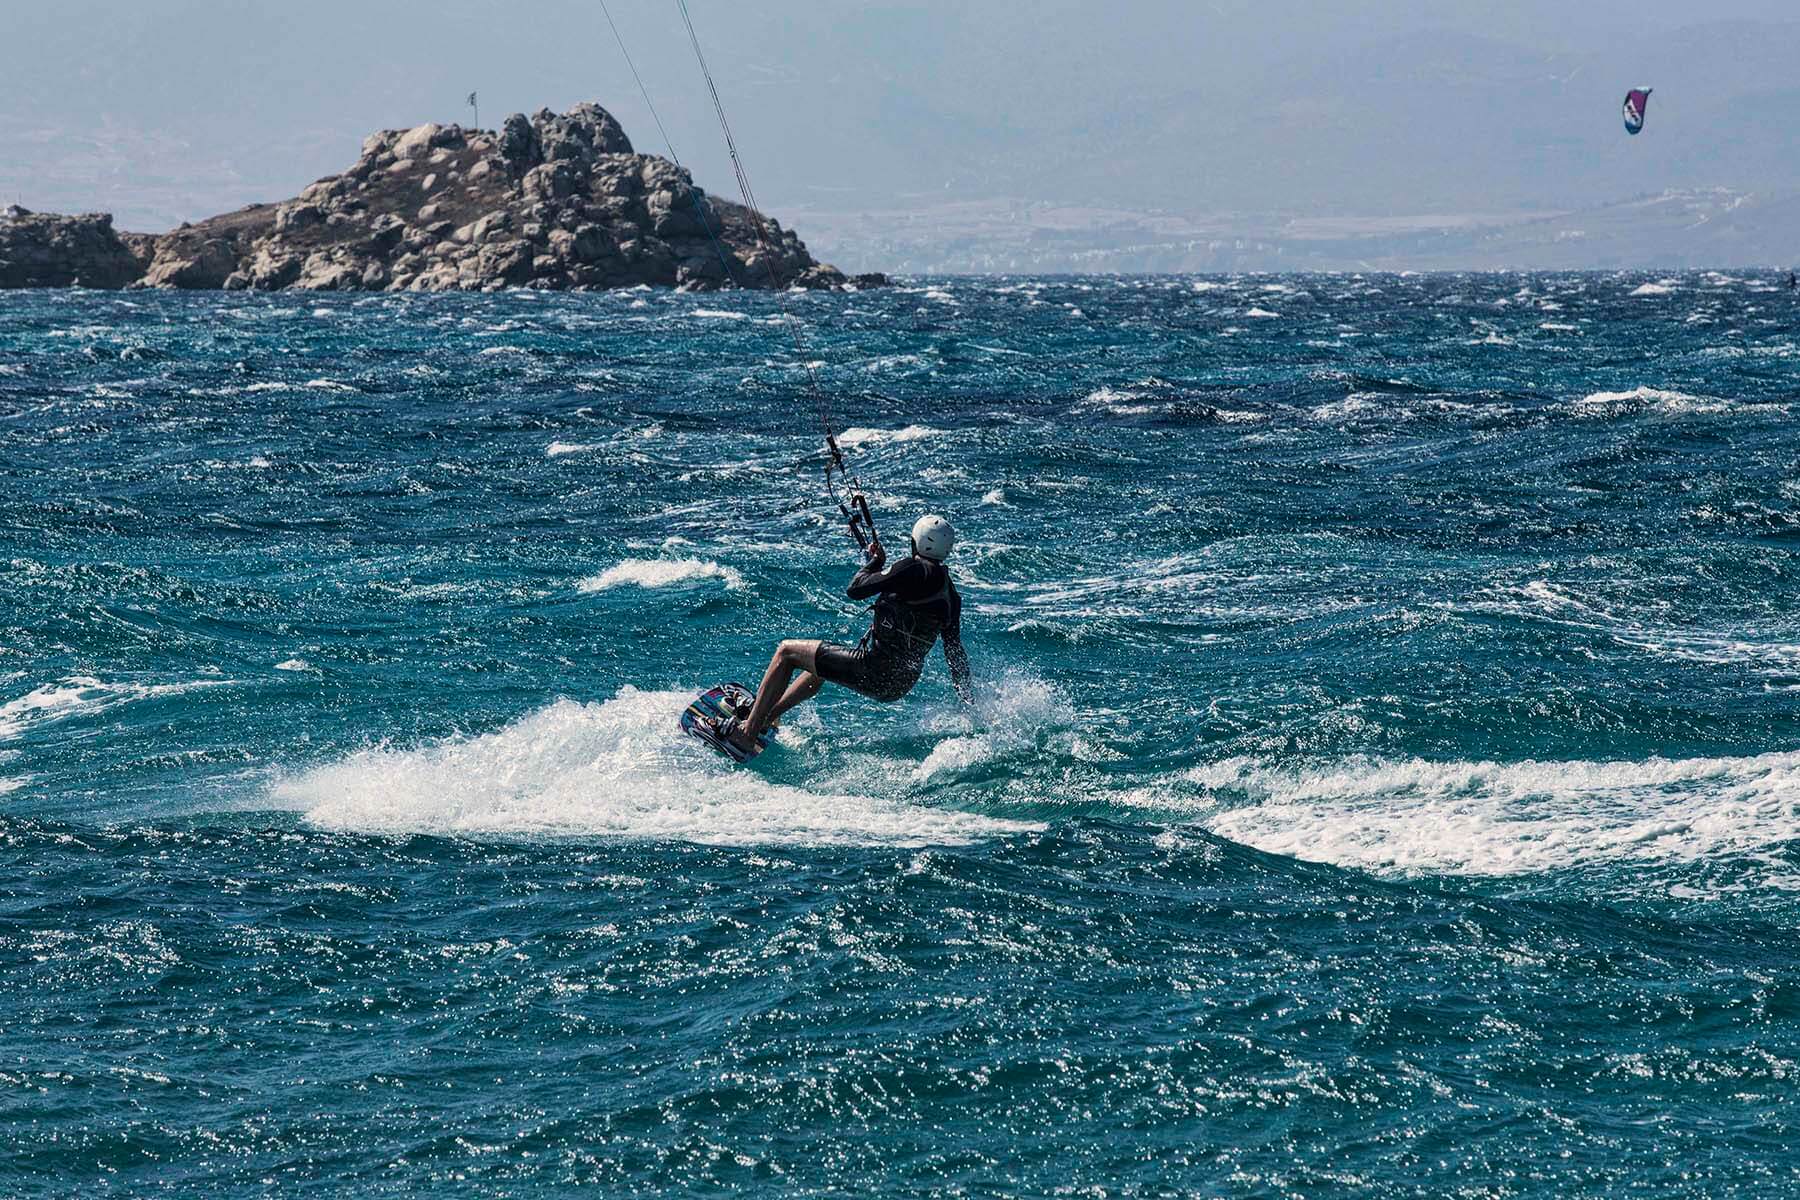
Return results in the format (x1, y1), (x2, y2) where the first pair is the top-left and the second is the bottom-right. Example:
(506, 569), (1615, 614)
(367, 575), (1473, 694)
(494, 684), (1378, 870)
(271, 687), (1036, 848)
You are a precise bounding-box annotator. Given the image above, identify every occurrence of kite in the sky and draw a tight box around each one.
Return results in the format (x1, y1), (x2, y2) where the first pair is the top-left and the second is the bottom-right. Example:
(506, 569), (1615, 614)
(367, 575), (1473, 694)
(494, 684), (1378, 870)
(1623, 88), (1652, 135)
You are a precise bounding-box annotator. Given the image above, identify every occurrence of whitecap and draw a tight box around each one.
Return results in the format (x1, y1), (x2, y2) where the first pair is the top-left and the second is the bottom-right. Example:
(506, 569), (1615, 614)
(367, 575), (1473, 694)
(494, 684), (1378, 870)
(578, 558), (745, 592)
(1192, 749), (1800, 879)
(1577, 385), (1723, 413)
(0, 677), (233, 741)
(835, 424), (941, 448)
(1309, 395), (1378, 422)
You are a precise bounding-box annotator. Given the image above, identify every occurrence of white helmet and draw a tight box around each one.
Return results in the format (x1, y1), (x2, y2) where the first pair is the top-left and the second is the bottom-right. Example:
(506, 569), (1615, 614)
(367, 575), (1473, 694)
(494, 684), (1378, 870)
(911, 513), (955, 561)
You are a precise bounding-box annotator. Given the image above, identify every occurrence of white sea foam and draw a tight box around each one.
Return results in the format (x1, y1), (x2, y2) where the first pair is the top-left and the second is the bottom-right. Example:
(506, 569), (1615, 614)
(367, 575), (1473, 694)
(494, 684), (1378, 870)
(1244, 307), (1281, 318)
(578, 558), (745, 592)
(690, 308), (748, 320)
(479, 346), (527, 356)
(276, 689), (1034, 846)
(914, 673), (1076, 784)
(836, 424), (941, 448)
(0, 677), (232, 741)
(1630, 281), (1677, 297)
(1190, 749), (1800, 878)
(1082, 386), (1141, 404)
(545, 441), (600, 458)
(1309, 395), (1378, 422)
(1577, 386), (1724, 413)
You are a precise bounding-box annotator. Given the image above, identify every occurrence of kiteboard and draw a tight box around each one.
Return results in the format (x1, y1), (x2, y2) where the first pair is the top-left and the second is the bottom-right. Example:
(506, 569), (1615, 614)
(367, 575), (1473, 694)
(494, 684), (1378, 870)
(680, 682), (773, 764)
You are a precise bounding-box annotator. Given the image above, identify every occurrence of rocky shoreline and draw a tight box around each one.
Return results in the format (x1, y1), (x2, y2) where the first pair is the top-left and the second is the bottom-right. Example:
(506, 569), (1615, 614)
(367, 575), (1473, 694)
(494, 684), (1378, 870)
(0, 103), (883, 293)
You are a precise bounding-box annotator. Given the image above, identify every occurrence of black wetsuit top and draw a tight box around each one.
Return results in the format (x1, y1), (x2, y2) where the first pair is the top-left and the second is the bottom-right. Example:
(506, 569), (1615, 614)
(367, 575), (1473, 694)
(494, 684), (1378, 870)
(815, 555), (973, 703)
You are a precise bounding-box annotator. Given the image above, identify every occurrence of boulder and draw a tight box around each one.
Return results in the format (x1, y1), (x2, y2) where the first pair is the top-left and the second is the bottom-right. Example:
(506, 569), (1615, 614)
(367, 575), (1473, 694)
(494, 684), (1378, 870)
(294, 250), (362, 290)
(368, 213), (406, 253)
(589, 156), (643, 199)
(648, 188), (711, 239)
(247, 248), (303, 289)
(472, 238), (535, 286)
(392, 122), (443, 161)
(571, 224), (614, 263)
(522, 161), (582, 205)
(498, 113), (541, 176)
(141, 237), (239, 288)
(534, 102), (632, 166)
(407, 263), (463, 291)
(0, 210), (147, 288)
(676, 251), (728, 285)
(274, 202), (325, 234)
(468, 210), (513, 245)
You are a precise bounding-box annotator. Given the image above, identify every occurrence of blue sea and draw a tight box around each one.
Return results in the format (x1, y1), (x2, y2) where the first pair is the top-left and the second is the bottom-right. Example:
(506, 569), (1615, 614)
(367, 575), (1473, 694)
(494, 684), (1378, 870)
(4, 273), (1800, 1196)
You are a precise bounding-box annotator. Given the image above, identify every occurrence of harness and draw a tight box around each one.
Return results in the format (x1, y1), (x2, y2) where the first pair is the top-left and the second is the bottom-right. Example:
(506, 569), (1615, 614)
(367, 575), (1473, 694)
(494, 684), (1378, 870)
(862, 561), (953, 658)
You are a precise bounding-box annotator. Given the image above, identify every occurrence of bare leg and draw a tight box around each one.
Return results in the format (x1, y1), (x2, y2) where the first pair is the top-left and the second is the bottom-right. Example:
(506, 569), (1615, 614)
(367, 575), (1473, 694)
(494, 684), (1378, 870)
(767, 670), (824, 727)
(734, 639), (821, 746)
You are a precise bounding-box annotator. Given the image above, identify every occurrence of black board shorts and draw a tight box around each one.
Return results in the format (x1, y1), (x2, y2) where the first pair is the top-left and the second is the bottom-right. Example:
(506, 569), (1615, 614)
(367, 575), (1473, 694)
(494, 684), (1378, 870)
(815, 641), (921, 703)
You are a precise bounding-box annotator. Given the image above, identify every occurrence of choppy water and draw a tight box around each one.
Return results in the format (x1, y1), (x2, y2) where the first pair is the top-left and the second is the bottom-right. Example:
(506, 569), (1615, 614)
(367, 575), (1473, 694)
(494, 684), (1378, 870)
(4, 273), (1800, 1196)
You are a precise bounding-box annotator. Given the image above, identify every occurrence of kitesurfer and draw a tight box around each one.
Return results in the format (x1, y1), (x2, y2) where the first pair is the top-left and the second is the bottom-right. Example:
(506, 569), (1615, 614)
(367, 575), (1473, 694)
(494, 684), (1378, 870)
(725, 514), (974, 751)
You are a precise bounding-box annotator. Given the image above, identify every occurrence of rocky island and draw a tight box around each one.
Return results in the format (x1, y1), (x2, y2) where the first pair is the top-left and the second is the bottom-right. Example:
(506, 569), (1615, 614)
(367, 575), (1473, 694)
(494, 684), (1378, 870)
(0, 102), (882, 293)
